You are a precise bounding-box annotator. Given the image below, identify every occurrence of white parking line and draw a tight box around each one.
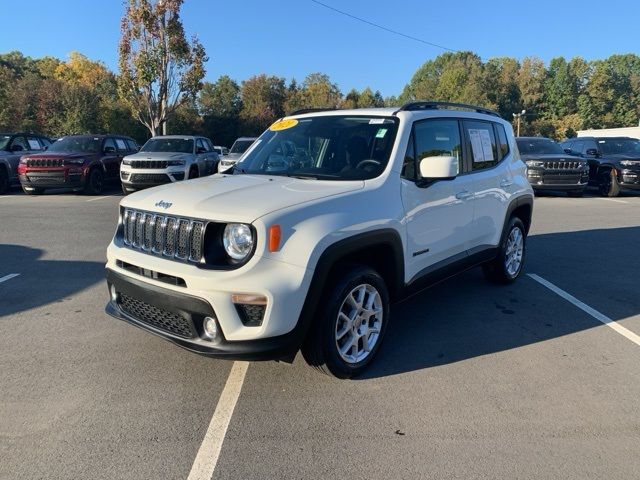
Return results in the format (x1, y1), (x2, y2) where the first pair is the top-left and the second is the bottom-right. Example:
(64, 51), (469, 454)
(187, 361), (249, 480)
(0, 273), (20, 284)
(528, 274), (640, 347)
(86, 195), (113, 202)
(599, 198), (629, 204)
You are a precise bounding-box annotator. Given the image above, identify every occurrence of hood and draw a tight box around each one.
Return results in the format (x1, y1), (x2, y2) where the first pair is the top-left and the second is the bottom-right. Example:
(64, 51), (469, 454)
(21, 152), (90, 160)
(521, 154), (582, 162)
(605, 153), (640, 162)
(124, 151), (193, 160)
(121, 174), (364, 223)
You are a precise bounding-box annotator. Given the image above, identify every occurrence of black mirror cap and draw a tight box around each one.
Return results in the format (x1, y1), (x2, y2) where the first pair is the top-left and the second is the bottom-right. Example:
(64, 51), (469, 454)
(586, 148), (599, 157)
(104, 146), (116, 154)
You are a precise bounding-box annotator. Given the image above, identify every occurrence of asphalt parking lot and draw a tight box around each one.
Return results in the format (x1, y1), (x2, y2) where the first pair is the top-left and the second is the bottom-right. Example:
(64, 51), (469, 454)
(1, 187), (639, 480)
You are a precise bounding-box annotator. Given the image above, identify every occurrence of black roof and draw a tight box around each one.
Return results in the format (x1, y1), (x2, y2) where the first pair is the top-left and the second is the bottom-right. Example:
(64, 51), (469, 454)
(516, 136), (555, 141)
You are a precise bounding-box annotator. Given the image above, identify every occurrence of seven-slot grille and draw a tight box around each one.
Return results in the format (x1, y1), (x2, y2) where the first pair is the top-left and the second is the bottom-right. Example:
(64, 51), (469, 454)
(122, 208), (206, 263)
(27, 158), (64, 167)
(129, 160), (169, 169)
(543, 161), (581, 170)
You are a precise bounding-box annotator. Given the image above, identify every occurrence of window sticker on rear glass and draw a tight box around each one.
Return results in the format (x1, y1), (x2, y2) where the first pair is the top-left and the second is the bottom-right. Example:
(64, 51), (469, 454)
(376, 128), (387, 139)
(469, 128), (494, 162)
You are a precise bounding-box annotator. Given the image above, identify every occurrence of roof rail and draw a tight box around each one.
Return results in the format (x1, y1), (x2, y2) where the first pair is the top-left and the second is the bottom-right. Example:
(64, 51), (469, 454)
(288, 107), (339, 116)
(394, 101), (501, 118)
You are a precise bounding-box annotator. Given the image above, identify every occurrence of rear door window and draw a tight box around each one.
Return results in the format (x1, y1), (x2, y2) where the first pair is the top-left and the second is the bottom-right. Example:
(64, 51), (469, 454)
(463, 120), (498, 171)
(495, 124), (509, 160)
(27, 136), (44, 151)
(115, 138), (128, 152)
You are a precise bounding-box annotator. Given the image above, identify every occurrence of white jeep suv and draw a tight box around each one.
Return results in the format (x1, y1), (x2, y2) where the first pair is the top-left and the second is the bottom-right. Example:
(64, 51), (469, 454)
(105, 102), (534, 378)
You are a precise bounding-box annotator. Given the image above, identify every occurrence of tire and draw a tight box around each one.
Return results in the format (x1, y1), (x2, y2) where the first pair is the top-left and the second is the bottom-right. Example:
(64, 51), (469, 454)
(188, 166), (199, 179)
(22, 186), (44, 195)
(84, 168), (104, 195)
(0, 168), (8, 194)
(482, 217), (526, 284)
(567, 189), (584, 198)
(598, 169), (620, 197)
(301, 265), (390, 378)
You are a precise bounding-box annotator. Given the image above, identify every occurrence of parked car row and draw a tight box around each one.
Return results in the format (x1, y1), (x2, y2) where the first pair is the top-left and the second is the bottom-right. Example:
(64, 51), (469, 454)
(0, 132), (258, 195)
(517, 136), (640, 197)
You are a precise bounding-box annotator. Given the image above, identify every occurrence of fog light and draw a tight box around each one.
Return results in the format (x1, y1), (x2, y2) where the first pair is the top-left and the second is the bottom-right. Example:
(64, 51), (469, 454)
(203, 316), (218, 339)
(110, 285), (118, 302)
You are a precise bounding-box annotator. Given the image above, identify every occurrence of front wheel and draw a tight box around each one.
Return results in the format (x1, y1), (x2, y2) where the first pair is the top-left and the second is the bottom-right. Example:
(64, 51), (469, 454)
(302, 266), (389, 378)
(598, 170), (620, 197)
(482, 217), (526, 284)
(84, 168), (104, 195)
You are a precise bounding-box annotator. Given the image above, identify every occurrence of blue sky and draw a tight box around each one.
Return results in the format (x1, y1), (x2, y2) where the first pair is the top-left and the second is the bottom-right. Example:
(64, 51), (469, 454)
(1, 0), (638, 97)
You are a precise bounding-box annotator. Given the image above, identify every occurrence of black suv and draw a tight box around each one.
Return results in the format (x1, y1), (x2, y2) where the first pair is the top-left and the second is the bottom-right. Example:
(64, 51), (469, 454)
(517, 136), (589, 197)
(0, 133), (52, 194)
(561, 136), (640, 197)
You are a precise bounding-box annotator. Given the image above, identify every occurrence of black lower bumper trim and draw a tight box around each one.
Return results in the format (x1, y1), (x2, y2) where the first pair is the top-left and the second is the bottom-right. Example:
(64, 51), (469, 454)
(105, 269), (302, 361)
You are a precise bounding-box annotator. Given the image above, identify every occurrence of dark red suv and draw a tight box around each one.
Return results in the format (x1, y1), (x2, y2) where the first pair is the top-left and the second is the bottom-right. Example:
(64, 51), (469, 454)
(18, 134), (139, 195)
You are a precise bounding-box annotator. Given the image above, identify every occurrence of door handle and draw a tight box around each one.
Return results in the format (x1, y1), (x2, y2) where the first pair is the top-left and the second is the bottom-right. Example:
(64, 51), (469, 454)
(500, 179), (513, 188)
(455, 190), (473, 200)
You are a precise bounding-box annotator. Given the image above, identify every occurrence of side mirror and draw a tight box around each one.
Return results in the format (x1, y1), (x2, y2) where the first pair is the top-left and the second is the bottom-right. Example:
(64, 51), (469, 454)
(10, 144), (24, 152)
(585, 148), (599, 157)
(104, 146), (116, 154)
(196, 147), (207, 154)
(419, 155), (459, 181)
(563, 148), (572, 154)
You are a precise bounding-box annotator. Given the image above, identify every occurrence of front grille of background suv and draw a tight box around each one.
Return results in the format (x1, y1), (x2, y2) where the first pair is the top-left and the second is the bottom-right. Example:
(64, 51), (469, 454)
(122, 208), (206, 263)
(543, 161), (581, 170)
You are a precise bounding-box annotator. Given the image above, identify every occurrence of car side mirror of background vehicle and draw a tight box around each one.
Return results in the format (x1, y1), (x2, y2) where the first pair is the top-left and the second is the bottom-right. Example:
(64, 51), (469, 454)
(10, 144), (24, 152)
(104, 146), (116, 154)
(585, 148), (600, 157)
(563, 148), (572, 154)
(196, 147), (207, 154)
(418, 156), (459, 184)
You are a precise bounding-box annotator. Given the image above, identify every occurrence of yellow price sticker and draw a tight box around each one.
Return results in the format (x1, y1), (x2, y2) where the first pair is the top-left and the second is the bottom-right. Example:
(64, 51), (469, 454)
(269, 118), (299, 131)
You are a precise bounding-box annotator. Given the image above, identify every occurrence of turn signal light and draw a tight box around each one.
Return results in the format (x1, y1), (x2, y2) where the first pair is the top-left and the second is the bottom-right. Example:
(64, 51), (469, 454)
(268, 225), (281, 252)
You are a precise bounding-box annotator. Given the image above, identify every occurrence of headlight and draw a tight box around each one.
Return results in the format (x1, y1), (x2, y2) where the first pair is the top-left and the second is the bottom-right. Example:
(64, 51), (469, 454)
(122, 158), (132, 165)
(64, 158), (85, 165)
(19, 157), (28, 164)
(223, 223), (254, 260)
(526, 160), (544, 167)
(167, 160), (186, 166)
(620, 160), (640, 166)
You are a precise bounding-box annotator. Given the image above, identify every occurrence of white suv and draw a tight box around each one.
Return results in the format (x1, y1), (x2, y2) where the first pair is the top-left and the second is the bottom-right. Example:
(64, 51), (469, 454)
(105, 102), (534, 378)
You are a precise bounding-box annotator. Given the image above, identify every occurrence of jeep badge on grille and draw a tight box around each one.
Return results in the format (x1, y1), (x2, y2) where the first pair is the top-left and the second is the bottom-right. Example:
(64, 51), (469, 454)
(155, 200), (172, 209)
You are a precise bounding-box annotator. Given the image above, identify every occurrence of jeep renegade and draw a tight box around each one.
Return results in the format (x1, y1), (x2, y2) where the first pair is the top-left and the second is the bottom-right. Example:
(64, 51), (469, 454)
(105, 102), (534, 378)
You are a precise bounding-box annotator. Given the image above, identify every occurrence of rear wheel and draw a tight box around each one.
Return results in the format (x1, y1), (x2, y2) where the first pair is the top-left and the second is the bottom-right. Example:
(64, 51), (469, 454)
(302, 265), (389, 378)
(84, 168), (104, 195)
(482, 217), (526, 284)
(0, 168), (8, 194)
(598, 169), (620, 197)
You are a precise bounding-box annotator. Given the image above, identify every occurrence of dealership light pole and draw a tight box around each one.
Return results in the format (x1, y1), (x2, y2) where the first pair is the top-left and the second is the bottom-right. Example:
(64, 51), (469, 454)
(513, 110), (526, 137)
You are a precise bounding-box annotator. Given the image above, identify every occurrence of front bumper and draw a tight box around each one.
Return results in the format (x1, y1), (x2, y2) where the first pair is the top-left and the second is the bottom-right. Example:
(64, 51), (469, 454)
(105, 268), (306, 360)
(527, 168), (588, 190)
(19, 168), (86, 189)
(120, 167), (186, 189)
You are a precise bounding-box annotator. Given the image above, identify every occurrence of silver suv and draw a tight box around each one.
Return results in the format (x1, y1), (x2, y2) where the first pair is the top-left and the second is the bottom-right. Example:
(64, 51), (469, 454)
(217, 137), (257, 173)
(120, 135), (219, 194)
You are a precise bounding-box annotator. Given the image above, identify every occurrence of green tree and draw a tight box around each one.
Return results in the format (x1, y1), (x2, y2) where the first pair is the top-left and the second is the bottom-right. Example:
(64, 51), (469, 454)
(240, 74), (287, 133)
(198, 75), (241, 117)
(118, 0), (207, 136)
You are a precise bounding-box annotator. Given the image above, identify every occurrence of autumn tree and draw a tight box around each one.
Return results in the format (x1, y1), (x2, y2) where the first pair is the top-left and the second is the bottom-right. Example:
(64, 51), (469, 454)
(118, 0), (207, 136)
(240, 74), (286, 133)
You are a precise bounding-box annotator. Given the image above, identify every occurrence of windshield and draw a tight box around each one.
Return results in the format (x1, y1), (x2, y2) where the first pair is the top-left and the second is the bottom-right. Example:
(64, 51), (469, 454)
(48, 136), (102, 153)
(597, 138), (640, 155)
(0, 135), (10, 150)
(235, 116), (399, 181)
(141, 138), (194, 154)
(516, 138), (564, 155)
(230, 139), (255, 154)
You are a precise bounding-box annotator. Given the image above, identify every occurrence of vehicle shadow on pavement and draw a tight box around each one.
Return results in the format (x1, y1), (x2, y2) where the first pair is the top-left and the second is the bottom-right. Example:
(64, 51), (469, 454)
(0, 244), (104, 318)
(360, 226), (640, 380)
